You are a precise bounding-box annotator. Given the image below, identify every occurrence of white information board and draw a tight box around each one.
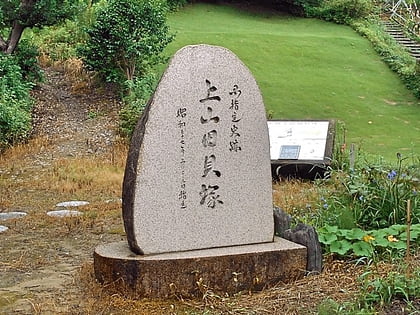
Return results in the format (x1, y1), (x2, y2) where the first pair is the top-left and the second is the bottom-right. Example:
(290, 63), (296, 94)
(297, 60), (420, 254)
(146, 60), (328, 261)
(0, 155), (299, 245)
(268, 120), (330, 161)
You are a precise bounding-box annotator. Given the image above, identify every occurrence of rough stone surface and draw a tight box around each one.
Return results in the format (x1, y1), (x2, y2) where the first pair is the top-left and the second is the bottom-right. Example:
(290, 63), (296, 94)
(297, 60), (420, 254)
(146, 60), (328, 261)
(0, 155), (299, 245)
(47, 210), (82, 218)
(123, 45), (273, 255)
(273, 206), (292, 236)
(283, 223), (322, 273)
(56, 201), (89, 207)
(0, 225), (8, 233)
(0, 212), (27, 221)
(94, 237), (307, 298)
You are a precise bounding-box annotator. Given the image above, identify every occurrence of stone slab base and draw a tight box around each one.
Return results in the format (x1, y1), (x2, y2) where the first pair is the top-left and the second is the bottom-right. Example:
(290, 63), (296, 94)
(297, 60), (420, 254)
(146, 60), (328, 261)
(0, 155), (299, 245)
(94, 237), (307, 298)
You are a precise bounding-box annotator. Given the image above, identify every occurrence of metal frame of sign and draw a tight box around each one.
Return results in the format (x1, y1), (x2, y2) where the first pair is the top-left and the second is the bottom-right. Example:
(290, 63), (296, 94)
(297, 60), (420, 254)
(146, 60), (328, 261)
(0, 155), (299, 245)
(268, 119), (336, 179)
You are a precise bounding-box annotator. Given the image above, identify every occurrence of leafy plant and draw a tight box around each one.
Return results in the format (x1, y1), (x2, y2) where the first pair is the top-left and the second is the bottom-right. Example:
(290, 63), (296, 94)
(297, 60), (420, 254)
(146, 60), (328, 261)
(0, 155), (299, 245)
(119, 73), (157, 138)
(318, 224), (420, 257)
(317, 298), (374, 314)
(13, 39), (43, 83)
(0, 52), (33, 148)
(79, 0), (174, 84)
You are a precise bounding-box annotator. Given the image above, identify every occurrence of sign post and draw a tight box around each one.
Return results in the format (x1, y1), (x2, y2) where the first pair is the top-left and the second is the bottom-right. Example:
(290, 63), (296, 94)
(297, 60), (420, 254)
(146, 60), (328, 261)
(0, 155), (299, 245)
(268, 120), (335, 179)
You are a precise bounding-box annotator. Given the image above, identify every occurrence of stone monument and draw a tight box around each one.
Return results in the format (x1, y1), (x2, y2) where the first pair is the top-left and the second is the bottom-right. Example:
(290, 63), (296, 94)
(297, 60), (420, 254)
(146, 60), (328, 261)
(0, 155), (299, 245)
(94, 45), (307, 298)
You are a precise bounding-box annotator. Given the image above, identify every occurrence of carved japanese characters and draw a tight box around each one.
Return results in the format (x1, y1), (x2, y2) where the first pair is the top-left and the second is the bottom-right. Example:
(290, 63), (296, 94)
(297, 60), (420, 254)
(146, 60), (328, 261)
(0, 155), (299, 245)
(122, 45), (273, 255)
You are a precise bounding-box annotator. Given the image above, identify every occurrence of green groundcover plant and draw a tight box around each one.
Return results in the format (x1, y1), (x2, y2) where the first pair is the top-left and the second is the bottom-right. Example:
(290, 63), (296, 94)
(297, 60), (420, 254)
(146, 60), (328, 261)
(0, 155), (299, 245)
(318, 224), (420, 257)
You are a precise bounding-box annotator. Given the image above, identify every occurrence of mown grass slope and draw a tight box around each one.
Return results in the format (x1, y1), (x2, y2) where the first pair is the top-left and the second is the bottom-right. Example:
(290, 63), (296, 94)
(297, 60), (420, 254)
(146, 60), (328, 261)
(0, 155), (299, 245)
(164, 3), (419, 161)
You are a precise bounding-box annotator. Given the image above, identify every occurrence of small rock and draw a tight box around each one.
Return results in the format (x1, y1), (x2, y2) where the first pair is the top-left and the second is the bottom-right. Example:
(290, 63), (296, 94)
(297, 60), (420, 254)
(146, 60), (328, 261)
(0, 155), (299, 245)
(283, 223), (323, 273)
(47, 210), (82, 217)
(56, 201), (89, 207)
(273, 206), (292, 237)
(0, 225), (9, 233)
(0, 212), (27, 221)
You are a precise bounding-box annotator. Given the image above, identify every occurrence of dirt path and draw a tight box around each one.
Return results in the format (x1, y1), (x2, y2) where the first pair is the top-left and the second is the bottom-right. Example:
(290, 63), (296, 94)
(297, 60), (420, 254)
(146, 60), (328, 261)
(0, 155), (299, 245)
(31, 68), (121, 159)
(0, 68), (126, 314)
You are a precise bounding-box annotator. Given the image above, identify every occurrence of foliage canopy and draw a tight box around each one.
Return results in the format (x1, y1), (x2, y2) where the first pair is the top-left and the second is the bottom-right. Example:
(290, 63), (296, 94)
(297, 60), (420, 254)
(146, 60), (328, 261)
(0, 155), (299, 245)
(0, 0), (81, 54)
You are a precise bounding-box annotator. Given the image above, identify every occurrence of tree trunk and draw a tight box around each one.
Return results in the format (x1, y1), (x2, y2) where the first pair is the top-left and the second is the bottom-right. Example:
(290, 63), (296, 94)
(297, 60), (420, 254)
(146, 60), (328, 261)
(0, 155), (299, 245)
(1, 0), (35, 54)
(5, 21), (26, 54)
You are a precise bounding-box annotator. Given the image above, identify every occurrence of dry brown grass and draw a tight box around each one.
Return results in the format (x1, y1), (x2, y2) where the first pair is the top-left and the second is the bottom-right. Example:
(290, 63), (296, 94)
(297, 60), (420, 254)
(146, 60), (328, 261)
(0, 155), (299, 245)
(273, 179), (320, 213)
(38, 55), (95, 92)
(0, 137), (52, 164)
(72, 259), (366, 314)
(0, 141), (127, 210)
(62, 57), (96, 93)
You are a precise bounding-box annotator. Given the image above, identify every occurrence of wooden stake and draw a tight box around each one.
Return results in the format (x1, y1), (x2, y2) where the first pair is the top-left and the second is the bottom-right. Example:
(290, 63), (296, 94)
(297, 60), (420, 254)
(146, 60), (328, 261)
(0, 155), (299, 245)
(349, 143), (355, 170)
(406, 199), (411, 263)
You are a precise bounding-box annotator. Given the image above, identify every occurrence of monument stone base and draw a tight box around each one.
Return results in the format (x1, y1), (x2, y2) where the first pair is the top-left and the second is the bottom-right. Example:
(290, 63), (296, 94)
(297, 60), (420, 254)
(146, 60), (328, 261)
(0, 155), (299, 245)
(94, 237), (307, 298)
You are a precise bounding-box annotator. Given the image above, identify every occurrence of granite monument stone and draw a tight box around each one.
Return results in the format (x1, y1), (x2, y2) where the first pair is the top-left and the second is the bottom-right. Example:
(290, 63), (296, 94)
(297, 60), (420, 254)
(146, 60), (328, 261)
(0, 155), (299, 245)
(95, 45), (307, 298)
(123, 44), (274, 255)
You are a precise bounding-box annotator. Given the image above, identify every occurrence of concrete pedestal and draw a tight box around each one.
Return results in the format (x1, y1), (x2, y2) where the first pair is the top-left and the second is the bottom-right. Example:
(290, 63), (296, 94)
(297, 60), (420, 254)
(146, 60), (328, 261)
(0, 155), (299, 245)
(94, 237), (307, 298)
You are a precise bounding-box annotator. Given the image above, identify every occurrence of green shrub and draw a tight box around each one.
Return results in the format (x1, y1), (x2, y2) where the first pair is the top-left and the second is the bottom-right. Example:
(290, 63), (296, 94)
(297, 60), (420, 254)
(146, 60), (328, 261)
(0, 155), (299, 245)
(166, 0), (188, 11)
(29, 21), (83, 62)
(119, 73), (157, 138)
(312, 0), (374, 24)
(78, 0), (174, 85)
(0, 53), (33, 147)
(14, 39), (43, 83)
(294, 0), (325, 16)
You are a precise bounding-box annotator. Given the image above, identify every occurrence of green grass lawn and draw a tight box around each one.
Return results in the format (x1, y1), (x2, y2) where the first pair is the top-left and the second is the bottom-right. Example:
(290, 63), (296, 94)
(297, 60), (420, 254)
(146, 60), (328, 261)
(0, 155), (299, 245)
(163, 3), (419, 162)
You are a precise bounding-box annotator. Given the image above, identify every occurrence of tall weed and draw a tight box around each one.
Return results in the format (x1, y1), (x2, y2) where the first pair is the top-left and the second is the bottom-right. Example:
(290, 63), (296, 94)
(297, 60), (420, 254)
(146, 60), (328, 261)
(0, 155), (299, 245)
(317, 154), (419, 230)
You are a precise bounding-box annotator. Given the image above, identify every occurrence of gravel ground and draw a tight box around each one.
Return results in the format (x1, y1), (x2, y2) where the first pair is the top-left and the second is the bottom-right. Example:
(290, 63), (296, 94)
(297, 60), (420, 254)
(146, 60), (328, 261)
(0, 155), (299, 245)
(31, 68), (122, 159)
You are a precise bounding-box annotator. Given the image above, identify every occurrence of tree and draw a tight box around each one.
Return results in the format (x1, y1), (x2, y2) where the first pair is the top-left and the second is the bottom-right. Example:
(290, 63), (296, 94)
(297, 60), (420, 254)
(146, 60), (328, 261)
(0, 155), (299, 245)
(79, 0), (174, 83)
(0, 0), (80, 54)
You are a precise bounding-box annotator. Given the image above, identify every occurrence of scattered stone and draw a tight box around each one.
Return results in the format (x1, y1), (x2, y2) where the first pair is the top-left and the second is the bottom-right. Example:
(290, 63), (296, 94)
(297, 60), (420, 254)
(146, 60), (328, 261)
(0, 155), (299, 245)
(0, 212), (27, 221)
(122, 44), (274, 255)
(47, 210), (82, 218)
(55, 201), (89, 207)
(283, 223), (323, 273)
(105, 198), (122, 204)
(0, 225), (9, 233)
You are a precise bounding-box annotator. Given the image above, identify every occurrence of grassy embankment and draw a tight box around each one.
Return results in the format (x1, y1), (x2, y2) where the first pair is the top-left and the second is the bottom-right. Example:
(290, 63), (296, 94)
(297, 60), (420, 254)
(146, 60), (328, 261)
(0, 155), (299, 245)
(162, 3), (419, 161)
